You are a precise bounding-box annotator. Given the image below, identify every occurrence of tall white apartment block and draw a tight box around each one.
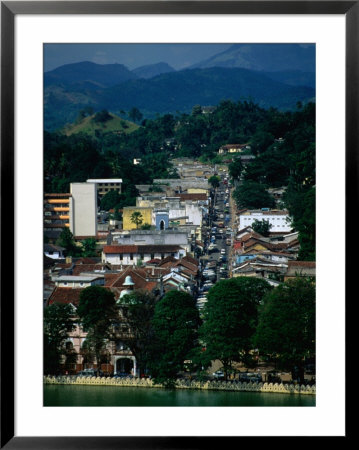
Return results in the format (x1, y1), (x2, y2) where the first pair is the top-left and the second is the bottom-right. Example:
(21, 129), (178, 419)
(70, 183), (97, 237)
(238, 209), (292, 233)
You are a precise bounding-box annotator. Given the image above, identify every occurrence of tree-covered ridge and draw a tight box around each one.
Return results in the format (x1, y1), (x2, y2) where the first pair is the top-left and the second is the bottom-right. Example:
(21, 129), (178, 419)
(44, 66), (315, 131)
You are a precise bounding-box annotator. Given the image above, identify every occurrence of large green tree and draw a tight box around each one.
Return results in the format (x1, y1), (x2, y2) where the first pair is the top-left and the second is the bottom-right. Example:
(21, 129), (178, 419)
(252, 219), (272, 237)
(233, 180), (276, 210)
(100, 190), (122, 211)
(254, 277), (315, 382)
(44, 303), (75, 375)
(200, 278), (272, 379)
(148, 291), (201, 387)
(117, 290), (157, 377)
(208, 175), (221, 189)
(77, 287), (118, 367)
(228, 157), (243, 182)
(56, 228), (80, 257)
(81, 238), (98, 257)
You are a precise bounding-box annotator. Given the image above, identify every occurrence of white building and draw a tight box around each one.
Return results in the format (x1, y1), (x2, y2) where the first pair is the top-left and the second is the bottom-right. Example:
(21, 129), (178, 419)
(238, 209), (292, 233)
(86, 178), (122, 196)
(44, 244), (65, 259)
(70, 183), (97, 238)
(112, 229), (191, 253)
(52, 274), (105, 288)
(102, 245), (186, 265)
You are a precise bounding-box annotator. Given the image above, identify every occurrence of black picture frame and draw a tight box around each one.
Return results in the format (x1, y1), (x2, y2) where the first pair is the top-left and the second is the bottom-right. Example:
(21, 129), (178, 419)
(1, 1), (352, 447)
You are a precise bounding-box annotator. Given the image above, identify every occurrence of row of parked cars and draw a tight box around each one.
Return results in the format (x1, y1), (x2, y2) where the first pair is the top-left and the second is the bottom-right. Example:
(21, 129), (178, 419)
(76, 369), (133, 378)
(212, 370), (263, 383)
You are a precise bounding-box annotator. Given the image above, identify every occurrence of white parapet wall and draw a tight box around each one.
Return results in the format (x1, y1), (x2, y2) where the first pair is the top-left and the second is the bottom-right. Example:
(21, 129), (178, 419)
(44, 376), (316, 395)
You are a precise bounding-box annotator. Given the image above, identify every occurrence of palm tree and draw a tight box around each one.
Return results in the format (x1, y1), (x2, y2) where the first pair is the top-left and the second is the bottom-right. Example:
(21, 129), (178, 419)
(130, 211), (143, 229)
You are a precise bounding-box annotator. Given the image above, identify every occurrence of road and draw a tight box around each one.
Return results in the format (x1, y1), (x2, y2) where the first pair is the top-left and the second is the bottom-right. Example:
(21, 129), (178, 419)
(197, 169), (233, 304)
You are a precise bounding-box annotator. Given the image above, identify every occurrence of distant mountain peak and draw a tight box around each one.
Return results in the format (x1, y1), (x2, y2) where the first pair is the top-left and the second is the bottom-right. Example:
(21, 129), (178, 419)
(44, 60), (137, 88)
(191, 43), (315, 73)
(132, 62), (175, 79)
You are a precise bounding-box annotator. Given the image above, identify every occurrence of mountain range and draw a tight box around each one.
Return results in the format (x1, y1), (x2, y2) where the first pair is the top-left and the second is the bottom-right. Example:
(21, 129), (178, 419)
(44, 44), (315, 131)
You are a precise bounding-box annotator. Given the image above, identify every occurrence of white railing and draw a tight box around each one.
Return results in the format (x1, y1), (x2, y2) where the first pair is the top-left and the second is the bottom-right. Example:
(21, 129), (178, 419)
(44, 375), (315, 395)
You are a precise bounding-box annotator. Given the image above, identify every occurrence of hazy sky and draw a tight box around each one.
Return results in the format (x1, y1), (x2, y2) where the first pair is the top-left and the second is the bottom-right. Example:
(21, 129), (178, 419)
(44, 43), (233, 72)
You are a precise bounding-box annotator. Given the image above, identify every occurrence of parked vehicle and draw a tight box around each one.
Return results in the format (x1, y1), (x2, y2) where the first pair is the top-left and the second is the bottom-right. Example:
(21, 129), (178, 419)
(212, 370), (225, 379)
(77, 369), (104, 377)
(113, 372), (133, 379)
(238, 372), (262, 383)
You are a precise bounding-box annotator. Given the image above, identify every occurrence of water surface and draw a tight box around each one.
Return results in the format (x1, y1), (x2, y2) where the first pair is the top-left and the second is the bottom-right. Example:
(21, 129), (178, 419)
(44, 384), (315, 407)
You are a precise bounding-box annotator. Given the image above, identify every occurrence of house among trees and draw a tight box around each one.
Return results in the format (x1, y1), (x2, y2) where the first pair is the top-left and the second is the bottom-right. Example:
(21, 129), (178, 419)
(218, 143), (250, 154)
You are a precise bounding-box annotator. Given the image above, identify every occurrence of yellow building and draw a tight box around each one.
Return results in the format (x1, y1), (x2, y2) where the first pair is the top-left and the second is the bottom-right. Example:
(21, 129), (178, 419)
(123, 206), (153, 230)
(187, 188), (208, 195)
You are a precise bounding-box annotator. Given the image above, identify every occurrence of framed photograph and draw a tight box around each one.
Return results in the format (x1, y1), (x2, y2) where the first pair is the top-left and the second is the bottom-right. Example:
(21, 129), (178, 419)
(1, 1), (353, 447)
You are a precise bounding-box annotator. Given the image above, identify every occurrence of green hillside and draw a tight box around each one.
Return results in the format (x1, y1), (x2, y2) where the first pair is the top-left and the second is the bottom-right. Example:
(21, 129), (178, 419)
(63, 112), (140, 136)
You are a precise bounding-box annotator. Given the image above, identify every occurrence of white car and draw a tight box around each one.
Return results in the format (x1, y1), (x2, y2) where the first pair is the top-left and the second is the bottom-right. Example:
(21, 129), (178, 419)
(212, 370), (225, 379)
(220, 249), (226, 254)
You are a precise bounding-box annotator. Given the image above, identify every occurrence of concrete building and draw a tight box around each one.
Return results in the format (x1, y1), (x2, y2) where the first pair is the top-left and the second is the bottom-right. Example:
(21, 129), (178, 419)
(52, 274), (105, 288)
(44, 193), (72, 242)
(112, 229), (191, 253)
(153, 178), (209, 192)
(218, 143), (250, 154)
(86, 178), (122, 197)
(102, 244), (186, 265)
(122, 206), (153, 231)
(238, 209), (292, 234)
(70, 183), (97, 238)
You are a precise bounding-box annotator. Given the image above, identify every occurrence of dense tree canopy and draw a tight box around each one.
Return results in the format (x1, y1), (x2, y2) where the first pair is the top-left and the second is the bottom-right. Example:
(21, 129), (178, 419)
(44, 303), (75, 375)
(77, 287), (118, 364)
(233, 180), (276, 210)
(117, 290), (157, 378)
(148, 291), (201, 387)
(200, 278), (272, 379)
(254, 277), (315, 382)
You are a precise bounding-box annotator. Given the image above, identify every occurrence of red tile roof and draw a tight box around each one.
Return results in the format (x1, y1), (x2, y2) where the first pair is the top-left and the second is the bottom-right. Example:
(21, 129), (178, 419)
(182, 254), (199, 266)
(103, 245), (183, 254)
(105, 266), (160, 292)
(288, 261), (316, 268)
(179, 193), (208, 201)
(47, 287), (83, 307)
(74, 257), (98, 265)
(158, 256), (178, 266)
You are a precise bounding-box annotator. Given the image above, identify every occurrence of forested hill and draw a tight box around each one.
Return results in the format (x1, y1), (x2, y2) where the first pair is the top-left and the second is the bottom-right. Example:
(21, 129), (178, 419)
(44, 66), (315, 131)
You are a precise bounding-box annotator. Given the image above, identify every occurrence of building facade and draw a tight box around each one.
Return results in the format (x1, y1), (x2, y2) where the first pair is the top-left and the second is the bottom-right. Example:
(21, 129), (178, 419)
(238, 210), (292, 233)
(70, 183), (98, 238)
(86, 178), (123, 197)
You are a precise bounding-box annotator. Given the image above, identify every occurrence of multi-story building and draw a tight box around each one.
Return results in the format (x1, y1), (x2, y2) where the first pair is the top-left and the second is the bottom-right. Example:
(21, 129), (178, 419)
(238, 209), (292, 234)
(86, 178), (122, 197)
(44, 183), (98, 241)
(70, 183), (97, 238)
(102, 244), (186, 265)
(44, 193), (72, 242)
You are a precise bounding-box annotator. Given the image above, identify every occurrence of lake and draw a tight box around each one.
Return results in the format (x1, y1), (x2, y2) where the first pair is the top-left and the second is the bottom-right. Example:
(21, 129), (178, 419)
(44, 384), (315, 407)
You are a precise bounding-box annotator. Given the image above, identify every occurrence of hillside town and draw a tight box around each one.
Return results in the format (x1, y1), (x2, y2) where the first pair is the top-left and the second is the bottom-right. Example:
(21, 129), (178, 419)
(44, 155), (315, 384)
